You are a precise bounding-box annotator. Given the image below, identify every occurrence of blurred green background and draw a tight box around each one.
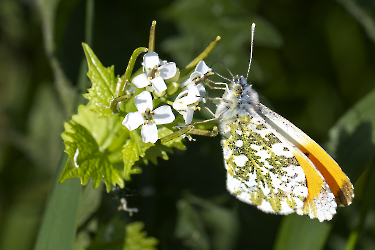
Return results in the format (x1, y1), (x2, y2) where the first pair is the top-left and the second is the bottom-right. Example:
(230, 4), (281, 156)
(1, 0), (375, 249)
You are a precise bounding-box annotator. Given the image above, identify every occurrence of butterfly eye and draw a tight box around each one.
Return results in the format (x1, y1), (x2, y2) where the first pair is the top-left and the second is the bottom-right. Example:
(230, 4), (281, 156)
(234, 85), (243, 95)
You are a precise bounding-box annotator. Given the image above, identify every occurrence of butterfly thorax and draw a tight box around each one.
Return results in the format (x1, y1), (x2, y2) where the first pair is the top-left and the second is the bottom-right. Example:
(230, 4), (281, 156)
(215, 76), (260, 125)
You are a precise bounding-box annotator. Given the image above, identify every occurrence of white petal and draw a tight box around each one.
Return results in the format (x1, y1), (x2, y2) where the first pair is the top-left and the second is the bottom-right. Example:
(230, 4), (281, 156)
(153, 105), (175, 125)
(180, 78), (193, 88)
(183, 106), (195, 124)
(150, 76), (167, 93)
(134, 91), (153, 113)
(197, 83), (206, 98)
(132, 73), (150, 88)
(122, 112), (144, 131)
(143, 52), (160, 71)
(141, 123), (158, 143)
(189, 71), (203, 83)
(173, 89), (190, 110)
(158, 62), (177, 79)
(173, 99), (188, 111)
(195, 60), (210, 74)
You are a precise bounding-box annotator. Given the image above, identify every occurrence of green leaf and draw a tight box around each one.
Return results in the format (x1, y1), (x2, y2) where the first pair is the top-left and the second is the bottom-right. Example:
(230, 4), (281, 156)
(337, 0), (375, 43)
(124, 222), (159, 250)
(34, 153), (82, 250)
(37, 0), (77, 116)
(59, 104), (128, 192)
(72, 105), (128, 152)
(325, 87), (375, 249)
(142, 127), (186, 165)
(86, 217), (158, 250)
(59, 120), (124, 192)
(326, 87), (375, 181)
(122, 130), (151, 180)
(82, 43), (117, 117)
(273, 215), (331, 250)
(122, 139), (142, 180)
(122, 127), (186, 179)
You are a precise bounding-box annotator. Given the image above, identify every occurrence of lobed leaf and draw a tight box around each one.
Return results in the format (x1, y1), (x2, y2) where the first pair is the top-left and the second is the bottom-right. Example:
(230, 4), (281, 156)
(82, 43), (117, 117)
(122, 139), (142, 180)
(124, 222), (159, 250)
(60, 121), (124, 192)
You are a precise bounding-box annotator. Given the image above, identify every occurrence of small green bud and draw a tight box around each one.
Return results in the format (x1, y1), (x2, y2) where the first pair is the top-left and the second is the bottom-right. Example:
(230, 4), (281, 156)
(167, 82), (179, 95)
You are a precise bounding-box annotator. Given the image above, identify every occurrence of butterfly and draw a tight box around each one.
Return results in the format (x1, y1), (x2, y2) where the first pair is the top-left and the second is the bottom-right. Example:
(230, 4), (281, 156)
(213, 24), (354, 222)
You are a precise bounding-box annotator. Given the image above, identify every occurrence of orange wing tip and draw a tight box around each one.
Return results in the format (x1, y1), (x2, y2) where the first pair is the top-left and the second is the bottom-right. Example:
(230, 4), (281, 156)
(298, 139), (354, 207)
(335, 181), (355, 206)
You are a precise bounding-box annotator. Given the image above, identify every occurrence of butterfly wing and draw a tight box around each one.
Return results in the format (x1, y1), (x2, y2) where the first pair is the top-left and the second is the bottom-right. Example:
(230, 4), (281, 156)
(257, 103), (354, 221)
(221, 112), (309, 215)
(258, 103), (354, 205)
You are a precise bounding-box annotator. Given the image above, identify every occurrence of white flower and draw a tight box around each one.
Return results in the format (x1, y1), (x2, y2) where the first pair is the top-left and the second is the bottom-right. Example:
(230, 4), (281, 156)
(181, 60), (211, 88)
(173, 83), (206, 124)
(132, 52), (177, 93)
(122, 91), (175, 143)
(173, 61), (210, 124)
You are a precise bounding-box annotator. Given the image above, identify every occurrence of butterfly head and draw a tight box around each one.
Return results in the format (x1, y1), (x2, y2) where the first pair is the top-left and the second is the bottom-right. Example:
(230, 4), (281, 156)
(232, 75), (249, 97)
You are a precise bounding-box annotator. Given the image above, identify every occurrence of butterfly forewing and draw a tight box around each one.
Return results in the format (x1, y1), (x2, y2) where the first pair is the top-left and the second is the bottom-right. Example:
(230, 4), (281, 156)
(258, 103), (354, 206)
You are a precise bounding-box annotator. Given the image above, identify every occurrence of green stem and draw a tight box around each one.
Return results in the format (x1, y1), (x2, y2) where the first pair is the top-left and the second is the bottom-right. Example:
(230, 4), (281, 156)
(120, 47), (148, 95)
(188, 126), (218, 137)
(158, 126), (218, 144)
(180, 36), (221, 78)
(158, 125), (194, 144)
(110, 93), (132, 114)
(148, 20), (157, 52)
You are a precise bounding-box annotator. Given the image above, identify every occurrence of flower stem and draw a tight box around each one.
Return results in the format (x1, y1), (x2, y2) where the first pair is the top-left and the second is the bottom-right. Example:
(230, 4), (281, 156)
(120, 47), (148, 95)
(180, 36), (221, 78)
(148, 20), (157, 52)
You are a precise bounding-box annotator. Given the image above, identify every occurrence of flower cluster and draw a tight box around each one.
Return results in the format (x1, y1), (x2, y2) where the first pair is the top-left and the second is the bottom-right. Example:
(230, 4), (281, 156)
(122, 51), (211, 143)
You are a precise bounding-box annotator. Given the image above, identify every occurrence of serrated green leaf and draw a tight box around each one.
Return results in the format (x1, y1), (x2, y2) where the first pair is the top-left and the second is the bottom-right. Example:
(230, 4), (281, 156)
(86, 217), (158, 250)
(123, 139), (142, 180)
(122, 126), (187, 179)
(60, 121), (124, 192)
(143, 144), (173, 165)
(141, 127), (186, 165)
(82, 43), (117, 117)
(124, 222), (159, 250)
(122, 130), (152, 180)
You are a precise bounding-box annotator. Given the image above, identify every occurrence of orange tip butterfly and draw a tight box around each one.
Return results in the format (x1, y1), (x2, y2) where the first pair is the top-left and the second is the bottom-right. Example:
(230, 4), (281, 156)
(215, 23), (354, 222)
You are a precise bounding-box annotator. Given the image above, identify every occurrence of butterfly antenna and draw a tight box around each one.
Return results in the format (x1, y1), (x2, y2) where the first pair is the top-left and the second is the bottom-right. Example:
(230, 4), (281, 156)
(210, 61), (234, 81)
(246, 23), (256, 80)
